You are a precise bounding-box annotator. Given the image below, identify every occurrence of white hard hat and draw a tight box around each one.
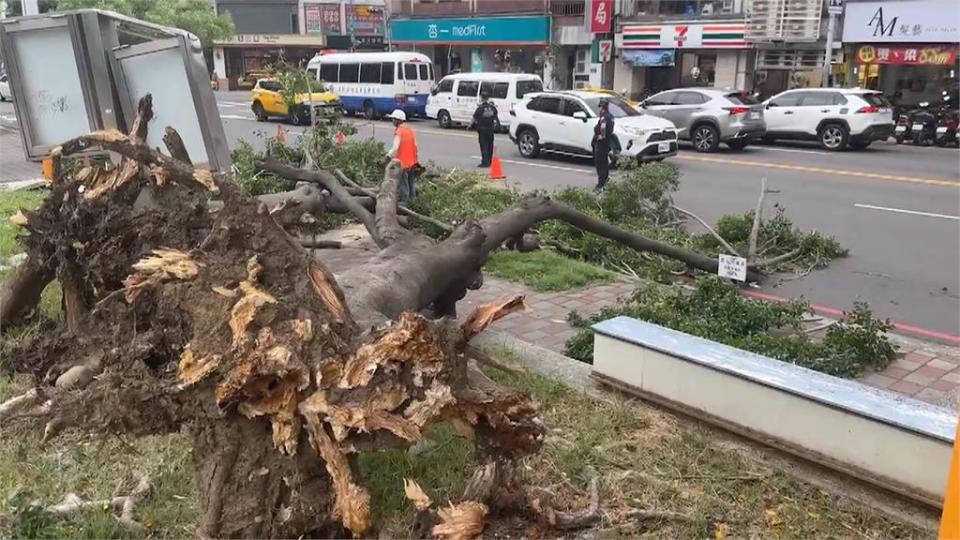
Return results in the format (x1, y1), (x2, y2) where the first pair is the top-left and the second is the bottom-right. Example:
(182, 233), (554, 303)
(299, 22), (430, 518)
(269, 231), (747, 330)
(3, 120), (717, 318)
(388, 109), (407, 121)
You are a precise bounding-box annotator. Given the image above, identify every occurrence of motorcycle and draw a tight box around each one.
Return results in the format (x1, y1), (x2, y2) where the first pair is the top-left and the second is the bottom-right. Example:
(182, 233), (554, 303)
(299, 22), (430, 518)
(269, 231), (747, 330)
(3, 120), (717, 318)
(911, 102), (937, 146)
(935, 108), (959, 147)
(893, 114), (912, 144)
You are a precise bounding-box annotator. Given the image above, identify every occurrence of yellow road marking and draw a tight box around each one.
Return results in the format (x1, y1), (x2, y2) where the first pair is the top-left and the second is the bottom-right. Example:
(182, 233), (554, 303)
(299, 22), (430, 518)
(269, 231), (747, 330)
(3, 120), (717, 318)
(677, 154), (960, 188)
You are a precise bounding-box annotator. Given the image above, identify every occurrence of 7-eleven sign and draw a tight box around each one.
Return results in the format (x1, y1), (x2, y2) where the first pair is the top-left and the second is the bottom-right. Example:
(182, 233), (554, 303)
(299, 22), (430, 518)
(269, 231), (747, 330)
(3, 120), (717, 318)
(674, 25), (689, 47)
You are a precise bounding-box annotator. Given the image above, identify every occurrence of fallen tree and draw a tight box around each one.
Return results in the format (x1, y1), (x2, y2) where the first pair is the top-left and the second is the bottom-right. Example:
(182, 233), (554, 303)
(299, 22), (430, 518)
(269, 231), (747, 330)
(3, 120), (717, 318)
(1, 96), (776, 537)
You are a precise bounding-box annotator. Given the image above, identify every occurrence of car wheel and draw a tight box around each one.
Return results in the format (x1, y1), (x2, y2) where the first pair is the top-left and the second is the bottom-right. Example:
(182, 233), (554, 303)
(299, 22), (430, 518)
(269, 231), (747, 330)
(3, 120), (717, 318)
(363, 100), (376, 120)
(252, 101), (267, 122)
(438, 110), (452, 129)
(517, 129), (540, 158)
(692, 124), (720, 153)
(290, 111), (303, 126)
(895, 135), (904, 144)
(818, 123), (848, 151)
(727, 139), (749, 151)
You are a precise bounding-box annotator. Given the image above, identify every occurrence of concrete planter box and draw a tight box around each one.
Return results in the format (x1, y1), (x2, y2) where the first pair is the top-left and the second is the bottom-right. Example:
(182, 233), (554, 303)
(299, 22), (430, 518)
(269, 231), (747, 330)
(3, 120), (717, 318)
(591, 316), (956, 507)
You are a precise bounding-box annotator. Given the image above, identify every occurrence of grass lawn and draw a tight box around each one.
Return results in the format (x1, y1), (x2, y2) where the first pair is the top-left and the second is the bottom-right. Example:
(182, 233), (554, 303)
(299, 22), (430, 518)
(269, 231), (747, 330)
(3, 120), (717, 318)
(0, 353), (926, 538)
(485, 250), (615, 292)
(0, 189), (45, 260)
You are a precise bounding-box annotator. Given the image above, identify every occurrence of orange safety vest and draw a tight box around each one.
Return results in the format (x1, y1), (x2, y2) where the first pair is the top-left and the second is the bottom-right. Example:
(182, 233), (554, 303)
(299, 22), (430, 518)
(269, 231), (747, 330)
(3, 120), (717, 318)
(395, 124), (418, 169)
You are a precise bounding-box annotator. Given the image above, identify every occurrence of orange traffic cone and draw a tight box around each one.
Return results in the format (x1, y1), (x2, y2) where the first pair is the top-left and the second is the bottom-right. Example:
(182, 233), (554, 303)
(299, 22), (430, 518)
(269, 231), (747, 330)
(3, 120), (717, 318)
(488, 156), (505, 180)
(334, 131), (346, 145)
(275, 125), (287, 144)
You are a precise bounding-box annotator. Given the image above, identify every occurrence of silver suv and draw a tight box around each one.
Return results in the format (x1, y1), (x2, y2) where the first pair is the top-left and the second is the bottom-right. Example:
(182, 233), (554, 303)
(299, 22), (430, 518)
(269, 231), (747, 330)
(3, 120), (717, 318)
(640, 88), (766, 152)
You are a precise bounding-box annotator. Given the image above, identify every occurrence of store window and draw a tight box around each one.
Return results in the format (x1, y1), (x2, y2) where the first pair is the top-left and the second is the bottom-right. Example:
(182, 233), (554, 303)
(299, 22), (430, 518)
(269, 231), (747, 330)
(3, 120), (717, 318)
(697, 54), (717, 85)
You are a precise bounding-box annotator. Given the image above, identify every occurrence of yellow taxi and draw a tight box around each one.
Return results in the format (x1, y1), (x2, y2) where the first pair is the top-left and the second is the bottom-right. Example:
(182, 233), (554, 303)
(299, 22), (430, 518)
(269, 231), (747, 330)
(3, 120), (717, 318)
(250, 78), (342, 125)
(581, 86), (642, 109)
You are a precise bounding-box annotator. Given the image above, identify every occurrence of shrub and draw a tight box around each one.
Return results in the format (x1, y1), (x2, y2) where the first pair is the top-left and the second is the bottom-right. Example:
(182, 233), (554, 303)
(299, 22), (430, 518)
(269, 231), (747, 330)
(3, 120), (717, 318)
(566, 277), (897, 378)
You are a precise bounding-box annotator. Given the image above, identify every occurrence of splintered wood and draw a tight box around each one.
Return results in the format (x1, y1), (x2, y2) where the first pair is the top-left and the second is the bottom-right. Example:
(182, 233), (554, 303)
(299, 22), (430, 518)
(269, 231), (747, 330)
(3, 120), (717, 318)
(122, 249), (204, 303)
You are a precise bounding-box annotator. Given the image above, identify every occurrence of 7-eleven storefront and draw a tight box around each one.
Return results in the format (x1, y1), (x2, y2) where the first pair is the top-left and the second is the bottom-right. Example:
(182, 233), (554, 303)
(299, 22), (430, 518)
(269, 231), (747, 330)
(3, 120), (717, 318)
(614, 20), (752, 99)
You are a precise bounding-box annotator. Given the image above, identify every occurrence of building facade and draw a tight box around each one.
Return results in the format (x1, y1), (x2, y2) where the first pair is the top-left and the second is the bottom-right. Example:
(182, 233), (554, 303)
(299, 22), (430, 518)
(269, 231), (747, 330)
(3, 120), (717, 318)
(613, 0), (754, 100)
(841, 0), (959, 107)
(385, 0), (614, 87)
(212, 0), (390, 90)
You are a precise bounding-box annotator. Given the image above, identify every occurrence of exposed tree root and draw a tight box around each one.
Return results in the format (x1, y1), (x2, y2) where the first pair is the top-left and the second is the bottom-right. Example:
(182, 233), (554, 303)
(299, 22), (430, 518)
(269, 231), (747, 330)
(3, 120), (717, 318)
(42, 474), (152, 530)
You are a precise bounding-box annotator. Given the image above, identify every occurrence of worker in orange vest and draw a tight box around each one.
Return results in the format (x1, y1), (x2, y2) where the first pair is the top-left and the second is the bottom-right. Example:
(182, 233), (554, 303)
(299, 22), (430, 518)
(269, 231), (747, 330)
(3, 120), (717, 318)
(386, 109), (419, 204)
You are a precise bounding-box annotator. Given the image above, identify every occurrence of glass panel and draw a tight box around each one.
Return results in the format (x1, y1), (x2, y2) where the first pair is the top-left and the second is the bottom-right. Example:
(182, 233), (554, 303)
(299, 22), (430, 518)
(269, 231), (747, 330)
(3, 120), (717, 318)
(381, 62), (394, 84)
(516, 79), (542, 98)
(319, 63), (338, 82)
(404, 63), (417, 80)
(457, 80), (479, 97)
(359, 63), (380, 83)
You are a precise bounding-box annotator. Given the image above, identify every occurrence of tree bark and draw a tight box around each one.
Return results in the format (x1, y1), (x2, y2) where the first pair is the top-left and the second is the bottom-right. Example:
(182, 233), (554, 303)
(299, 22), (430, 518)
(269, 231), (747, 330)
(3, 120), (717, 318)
(0, 255), (53, 330)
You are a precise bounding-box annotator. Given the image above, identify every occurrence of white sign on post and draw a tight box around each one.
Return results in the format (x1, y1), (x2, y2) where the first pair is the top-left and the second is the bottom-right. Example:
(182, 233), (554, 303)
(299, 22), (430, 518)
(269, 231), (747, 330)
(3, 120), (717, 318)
(718, 254), (748, 282)
(827, 0), (843, 15)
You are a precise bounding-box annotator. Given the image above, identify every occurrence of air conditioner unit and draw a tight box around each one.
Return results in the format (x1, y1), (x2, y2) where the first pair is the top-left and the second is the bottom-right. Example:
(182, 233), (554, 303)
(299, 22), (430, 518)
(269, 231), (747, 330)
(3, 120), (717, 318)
(721, 0), (735, 13)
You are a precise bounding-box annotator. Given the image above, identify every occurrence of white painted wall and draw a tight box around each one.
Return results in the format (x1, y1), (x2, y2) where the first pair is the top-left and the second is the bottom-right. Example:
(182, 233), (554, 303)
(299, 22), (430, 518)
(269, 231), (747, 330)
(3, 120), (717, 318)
(213, 47), (227, 83)
(714, 50), (749, 89)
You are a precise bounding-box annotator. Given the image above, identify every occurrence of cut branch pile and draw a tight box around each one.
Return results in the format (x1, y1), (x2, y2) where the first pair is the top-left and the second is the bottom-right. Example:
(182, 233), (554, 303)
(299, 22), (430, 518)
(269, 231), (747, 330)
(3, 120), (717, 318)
(0, 95), (762, 538)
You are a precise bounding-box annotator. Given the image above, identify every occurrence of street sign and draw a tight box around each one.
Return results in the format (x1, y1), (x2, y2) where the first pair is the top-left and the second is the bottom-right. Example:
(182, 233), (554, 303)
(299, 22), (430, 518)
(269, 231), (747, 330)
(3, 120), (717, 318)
(598, 40), (613, 62)
(827, 0), (843, 15)
(718, 254), (748, 282)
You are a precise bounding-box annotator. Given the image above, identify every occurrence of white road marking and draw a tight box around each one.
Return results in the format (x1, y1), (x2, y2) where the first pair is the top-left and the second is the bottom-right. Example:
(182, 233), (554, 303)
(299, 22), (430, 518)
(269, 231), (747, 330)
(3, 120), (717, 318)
(760, 146), (831, 155)
(218, 101), (249, 107)
(470, 155), (593, 175)
(854, 203), (960, 221)
(220, 114), (254, 120)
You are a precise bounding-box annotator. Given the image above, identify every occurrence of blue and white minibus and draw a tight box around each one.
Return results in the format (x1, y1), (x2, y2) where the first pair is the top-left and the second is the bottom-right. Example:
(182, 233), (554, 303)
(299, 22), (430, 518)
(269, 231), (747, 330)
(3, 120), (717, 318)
(307, 52), (434, 118)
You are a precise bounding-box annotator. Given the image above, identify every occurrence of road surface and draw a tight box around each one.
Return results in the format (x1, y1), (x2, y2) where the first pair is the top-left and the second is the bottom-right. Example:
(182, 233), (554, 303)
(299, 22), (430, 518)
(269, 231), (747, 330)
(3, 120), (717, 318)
(1, 94), (958, 340)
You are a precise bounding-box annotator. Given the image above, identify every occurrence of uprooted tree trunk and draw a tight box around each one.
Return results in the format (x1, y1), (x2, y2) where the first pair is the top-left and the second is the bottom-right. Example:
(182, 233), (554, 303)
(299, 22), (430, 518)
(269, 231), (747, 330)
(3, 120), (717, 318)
(0, 95), (761, 538)
(0, 97), (546, 538)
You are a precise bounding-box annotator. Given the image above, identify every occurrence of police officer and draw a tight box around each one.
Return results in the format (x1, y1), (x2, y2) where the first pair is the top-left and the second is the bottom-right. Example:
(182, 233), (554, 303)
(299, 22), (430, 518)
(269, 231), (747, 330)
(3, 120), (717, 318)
(471, 90), (499, 167)
(593, 99), (615, 191)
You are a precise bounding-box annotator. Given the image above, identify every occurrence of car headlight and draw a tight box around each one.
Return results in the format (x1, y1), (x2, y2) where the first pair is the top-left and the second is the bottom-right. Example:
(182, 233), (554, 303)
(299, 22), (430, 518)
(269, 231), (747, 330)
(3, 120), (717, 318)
(621, 126), (649, 137)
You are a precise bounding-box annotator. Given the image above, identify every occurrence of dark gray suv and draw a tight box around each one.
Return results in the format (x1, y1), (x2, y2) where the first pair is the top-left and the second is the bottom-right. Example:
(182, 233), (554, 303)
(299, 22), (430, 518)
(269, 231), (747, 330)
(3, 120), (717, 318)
(640, 88), (766, 152)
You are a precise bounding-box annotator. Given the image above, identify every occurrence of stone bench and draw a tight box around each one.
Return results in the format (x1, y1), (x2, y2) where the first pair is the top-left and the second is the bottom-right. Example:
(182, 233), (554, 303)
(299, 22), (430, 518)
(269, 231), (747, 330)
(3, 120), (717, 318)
(591, 316), (957, 507)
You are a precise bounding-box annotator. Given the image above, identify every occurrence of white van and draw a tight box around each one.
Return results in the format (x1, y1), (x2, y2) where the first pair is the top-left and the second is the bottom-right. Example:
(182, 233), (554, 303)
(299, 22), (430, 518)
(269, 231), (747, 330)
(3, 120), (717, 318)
(426, 72), (543, 130)
(307, 52), (434, 119)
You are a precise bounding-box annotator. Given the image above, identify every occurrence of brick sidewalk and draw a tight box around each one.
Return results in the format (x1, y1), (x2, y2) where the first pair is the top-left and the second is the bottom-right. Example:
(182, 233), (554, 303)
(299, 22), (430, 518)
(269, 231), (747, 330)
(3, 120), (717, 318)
(0, 128), (43, 184)
(317, 228), (960, 409)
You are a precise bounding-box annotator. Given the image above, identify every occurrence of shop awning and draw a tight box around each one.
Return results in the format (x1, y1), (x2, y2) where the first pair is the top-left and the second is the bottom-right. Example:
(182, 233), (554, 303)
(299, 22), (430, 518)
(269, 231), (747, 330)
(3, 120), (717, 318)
(214, 34), (327, 48)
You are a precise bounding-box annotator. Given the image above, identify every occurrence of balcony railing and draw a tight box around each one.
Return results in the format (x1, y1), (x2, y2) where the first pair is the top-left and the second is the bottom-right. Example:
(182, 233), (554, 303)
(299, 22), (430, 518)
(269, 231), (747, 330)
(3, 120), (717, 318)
(621, 0), (744, 20)
(549, 0), (585, 17)
(474, 0), (547, 13)
(400, 1), (471, 16)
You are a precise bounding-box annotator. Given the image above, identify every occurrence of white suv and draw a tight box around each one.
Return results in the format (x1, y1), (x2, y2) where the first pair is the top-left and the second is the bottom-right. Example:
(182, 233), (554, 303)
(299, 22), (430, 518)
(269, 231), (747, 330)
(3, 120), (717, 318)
(761, 88), (894, 150)
(508, 91), (678, 164)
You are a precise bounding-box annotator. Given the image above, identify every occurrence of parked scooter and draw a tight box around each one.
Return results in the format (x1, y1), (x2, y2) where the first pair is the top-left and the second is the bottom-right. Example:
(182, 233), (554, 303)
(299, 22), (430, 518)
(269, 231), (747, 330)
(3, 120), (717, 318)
(894, 113), (912, 144)
(911, 102), (937, 146)
(935, 87), (959, 147)
(935, 108), (959, 147)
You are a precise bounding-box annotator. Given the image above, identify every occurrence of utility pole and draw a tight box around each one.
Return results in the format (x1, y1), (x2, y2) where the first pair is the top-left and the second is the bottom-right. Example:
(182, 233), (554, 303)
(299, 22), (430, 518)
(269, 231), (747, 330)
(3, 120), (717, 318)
(822, 0), (843, 87)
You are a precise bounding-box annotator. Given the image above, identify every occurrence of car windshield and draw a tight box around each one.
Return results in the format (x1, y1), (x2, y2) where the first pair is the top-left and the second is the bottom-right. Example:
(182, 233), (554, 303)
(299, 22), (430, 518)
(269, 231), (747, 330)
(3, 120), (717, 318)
(861, 93), (892, 107)
(725, 92), (759, 105)
(583, 97), (639, 118)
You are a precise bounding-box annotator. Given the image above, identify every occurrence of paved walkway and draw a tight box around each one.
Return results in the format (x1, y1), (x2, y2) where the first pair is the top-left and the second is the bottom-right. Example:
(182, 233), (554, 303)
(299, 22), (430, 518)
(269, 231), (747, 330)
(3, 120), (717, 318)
(316, 228), (960, 410)
(0, 128), (43, 184)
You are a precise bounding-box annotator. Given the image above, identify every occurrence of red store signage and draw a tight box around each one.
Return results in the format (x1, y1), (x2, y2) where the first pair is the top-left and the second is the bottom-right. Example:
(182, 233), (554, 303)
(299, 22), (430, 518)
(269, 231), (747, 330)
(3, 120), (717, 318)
(588, 0), (612, 34)
(857, 45), (958, 65)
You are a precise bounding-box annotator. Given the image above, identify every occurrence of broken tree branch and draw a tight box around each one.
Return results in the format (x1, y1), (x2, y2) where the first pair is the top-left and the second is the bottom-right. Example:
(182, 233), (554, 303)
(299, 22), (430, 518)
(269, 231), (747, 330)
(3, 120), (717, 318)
(747, 177), (767, 262)
(672, 205), (741, 257)
(479, 196), (761, 281)
(163, 126), (192, 165)
(374, 160), (410, 246)
(256, 159), (383, 247)
(528, 469), (600, 530)
(335, 169), (455, 233)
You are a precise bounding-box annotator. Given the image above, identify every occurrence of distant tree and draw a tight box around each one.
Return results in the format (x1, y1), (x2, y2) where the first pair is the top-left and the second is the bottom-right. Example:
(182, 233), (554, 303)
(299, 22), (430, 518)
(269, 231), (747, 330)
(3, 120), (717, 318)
(54, 0), (233, 46)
